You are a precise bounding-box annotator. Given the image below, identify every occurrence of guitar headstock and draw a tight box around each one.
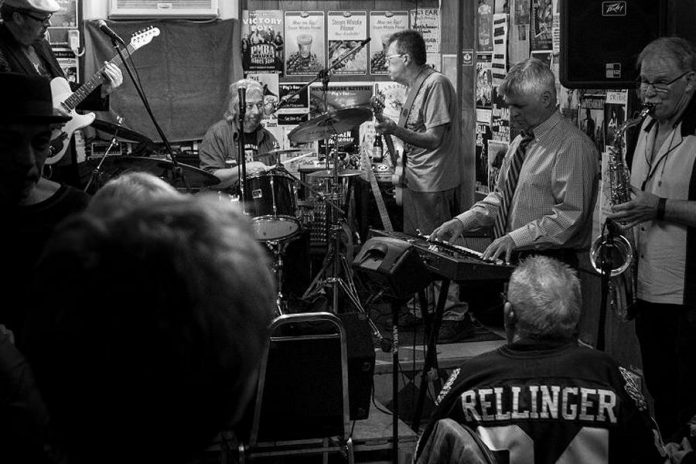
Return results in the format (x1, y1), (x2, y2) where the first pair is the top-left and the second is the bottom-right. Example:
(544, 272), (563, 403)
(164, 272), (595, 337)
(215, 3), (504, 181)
(130, 26), (160, 51)
(370, 91), (386, 117)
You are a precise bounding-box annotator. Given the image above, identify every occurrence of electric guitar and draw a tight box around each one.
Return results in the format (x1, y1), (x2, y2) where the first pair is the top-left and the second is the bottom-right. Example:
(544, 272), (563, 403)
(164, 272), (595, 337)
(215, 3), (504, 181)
(47, 26), (160, 165)
(360, 146), (393, 233)
(370, 92), (404, 206)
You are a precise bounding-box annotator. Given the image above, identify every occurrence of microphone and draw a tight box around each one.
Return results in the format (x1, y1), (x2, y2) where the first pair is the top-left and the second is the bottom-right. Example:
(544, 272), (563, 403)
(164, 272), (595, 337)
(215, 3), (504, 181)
(97, 20), (126, 46)
(238, 87), (246, 116)
(360, 37), (371, 47)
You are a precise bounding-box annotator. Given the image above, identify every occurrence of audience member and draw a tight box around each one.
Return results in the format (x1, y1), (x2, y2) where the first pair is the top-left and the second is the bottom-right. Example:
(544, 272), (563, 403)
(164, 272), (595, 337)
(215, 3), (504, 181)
(86, 171), (185, 217)
(23, 195), (275, 464)
(416, 256), (665, 464)
(0, 323), (51, 463)
(0, 72), (90, 338)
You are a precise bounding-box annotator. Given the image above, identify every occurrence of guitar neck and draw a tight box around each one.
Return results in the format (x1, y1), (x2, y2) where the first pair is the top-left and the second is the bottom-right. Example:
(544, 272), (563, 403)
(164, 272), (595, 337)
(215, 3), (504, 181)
(62, 44), (134, 111)
(361, 151), (393, 233)
(382, 133), (398, 167)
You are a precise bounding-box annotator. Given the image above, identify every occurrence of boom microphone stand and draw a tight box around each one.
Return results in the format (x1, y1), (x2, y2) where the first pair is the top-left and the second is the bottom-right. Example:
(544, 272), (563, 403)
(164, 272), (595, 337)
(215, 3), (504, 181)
(111, 32), (191, 192)
(237, 87), (248, 210)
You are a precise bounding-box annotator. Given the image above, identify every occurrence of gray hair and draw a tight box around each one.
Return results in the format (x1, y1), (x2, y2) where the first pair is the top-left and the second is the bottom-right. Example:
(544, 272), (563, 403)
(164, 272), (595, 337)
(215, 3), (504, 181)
(87, 171), (183, 218)
(507, 255), (581, 340)
(499, 58), (556, 99)
(637, 36), (696, 73)
(224, 79), (264, 122)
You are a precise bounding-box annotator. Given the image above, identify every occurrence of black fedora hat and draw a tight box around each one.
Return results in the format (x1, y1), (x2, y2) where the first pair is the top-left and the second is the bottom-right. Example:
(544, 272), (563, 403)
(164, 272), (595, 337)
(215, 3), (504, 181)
(0, 72), (71, 124)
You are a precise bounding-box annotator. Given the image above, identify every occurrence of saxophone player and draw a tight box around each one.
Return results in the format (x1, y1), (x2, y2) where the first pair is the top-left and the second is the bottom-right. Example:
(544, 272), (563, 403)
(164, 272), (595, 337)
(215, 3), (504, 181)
(607, 37), (696, 442)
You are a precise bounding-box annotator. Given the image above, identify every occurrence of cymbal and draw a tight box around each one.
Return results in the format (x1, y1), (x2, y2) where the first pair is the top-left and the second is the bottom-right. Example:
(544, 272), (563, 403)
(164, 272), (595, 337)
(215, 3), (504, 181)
(307, 168), (362, 178)
(90, 119), (152, 143)
(265, 148), (305, 156)
(82, 156), (219, 188)
(288, 107), (372, 144)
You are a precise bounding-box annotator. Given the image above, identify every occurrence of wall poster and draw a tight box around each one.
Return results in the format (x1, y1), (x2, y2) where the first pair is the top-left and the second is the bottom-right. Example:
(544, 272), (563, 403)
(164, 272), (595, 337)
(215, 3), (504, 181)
(284, 11), (325, 76)
(242, 10), (284, 74)
(327, 11), (368, 76)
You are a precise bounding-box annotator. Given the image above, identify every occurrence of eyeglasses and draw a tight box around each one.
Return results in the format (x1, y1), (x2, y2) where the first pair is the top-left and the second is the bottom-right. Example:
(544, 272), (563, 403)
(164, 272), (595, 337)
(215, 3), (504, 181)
(385, 54), (405, 63)
(20, 10), (52, 23)
(244, 102), (265, 111)
(637, 70), (691, 93)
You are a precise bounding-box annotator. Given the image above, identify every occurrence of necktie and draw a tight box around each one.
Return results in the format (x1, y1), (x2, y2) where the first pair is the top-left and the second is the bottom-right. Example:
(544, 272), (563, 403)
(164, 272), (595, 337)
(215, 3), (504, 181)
(492, 131), (535, 239)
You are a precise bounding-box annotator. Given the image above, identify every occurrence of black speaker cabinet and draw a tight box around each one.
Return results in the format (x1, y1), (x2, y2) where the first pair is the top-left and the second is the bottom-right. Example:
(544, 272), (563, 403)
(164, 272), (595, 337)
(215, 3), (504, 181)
(560, 0), (666, 89)
(338, 312), (376, 421)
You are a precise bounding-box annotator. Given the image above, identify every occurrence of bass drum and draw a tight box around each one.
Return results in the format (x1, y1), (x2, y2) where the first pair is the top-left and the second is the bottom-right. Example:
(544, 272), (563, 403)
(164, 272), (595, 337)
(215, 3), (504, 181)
(244, 168), (300, 241)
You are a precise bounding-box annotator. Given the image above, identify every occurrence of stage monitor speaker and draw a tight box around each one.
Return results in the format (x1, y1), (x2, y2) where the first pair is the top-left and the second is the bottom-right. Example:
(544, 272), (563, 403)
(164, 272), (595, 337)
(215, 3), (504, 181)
(352, 236), (431, 300)
(559, 0), (666, 89)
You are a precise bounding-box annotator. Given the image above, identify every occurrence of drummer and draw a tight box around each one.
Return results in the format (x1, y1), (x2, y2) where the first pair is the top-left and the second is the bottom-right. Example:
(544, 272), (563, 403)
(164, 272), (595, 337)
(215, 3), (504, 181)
(199, 79), (278, 190)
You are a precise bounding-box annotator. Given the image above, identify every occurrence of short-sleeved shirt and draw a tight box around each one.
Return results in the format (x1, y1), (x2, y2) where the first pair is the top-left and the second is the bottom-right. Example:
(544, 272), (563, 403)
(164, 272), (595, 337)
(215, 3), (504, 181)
(198, 120), (278, 172)
(402, 72), (462, 193)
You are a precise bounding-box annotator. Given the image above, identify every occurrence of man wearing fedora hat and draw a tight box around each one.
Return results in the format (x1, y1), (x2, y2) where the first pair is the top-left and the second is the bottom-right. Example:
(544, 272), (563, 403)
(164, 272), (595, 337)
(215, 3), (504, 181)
(0, 0), (123, 188)
(0, 72), (91, 338)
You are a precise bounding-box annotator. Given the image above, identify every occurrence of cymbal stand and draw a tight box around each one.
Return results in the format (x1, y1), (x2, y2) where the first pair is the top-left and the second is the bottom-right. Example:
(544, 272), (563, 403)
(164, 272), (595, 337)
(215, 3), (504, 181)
(302, 132), (388, 351)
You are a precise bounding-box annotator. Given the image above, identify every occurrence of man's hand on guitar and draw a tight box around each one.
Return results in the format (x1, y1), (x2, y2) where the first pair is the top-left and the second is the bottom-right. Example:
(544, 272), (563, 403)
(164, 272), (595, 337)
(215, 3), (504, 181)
(100, 62), (123, 97)
(374, 117), (398, 136)
(482, 234), (516, 265)
(431, 218), (465, 242)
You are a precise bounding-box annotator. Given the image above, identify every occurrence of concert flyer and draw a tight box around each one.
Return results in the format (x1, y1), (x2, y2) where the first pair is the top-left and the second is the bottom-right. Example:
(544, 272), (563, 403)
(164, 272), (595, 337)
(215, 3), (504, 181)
(284, 11), (326, 76)
(531, 0), (553, 51)
(477, 0), (494, 52)
(327, 11), (368, 76)
(242, 10), (284, 74)
(409, 8), (440, 53)
(368, 11), (408, 75)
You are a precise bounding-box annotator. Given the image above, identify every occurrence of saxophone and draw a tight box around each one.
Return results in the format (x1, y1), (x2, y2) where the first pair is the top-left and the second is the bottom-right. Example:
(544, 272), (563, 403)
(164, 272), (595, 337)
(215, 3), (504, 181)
(589, 102), (654, 277)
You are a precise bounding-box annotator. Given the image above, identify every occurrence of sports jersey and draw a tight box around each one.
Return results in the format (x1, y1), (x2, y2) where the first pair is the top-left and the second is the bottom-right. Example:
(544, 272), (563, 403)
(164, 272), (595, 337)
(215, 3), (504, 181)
(415, 340), (665, 464)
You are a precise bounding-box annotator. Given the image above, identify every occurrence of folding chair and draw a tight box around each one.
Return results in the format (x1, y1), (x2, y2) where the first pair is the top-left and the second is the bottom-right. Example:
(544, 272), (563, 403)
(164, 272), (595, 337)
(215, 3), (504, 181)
(238, 312), (354, 463)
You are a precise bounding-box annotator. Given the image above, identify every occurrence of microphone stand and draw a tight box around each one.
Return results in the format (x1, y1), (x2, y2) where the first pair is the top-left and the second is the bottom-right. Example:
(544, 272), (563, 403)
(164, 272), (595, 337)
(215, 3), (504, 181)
(84, 116), (123, 193)
(597, 219), (618, 351)
(111, 36), (191, 192)
(237, 88), (248, 212)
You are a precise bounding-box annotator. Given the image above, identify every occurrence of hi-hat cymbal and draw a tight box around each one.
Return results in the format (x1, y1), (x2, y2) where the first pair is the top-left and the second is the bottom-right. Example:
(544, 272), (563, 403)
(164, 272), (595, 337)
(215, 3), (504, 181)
(307, 168), (362, 178)
(90, 119), (152, 143)
(288, 107), (372, 144)
(81, 156), (219, 189)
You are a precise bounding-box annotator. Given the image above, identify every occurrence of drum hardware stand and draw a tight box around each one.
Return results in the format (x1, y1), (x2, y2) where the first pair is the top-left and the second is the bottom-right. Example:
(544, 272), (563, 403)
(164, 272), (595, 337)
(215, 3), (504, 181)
(83, 116), (123, 193)
(265, 238), (292, 317)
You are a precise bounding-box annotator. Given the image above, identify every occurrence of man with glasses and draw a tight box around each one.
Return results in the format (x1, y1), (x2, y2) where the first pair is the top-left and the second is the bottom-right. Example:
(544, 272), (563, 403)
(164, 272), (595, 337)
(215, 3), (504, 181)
(199, 78), (276, 189)
(0, 0), (122, 189)
(374, 30), (472, 343)
(608, 37), (696, 441)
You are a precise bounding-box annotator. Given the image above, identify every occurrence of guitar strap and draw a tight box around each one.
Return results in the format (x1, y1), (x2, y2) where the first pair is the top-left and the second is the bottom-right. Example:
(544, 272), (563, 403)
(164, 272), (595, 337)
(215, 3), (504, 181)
(397, 66), (436, 174)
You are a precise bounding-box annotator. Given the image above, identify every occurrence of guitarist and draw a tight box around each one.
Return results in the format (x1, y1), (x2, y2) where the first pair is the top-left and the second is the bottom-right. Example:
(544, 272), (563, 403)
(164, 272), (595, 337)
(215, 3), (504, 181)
(374, 30), (473, 343)
(0, 0), (123, 189)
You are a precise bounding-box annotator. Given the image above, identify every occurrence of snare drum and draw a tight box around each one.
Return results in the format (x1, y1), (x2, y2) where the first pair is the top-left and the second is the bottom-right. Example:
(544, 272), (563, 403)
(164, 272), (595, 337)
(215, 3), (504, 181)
(243, 169), (300, 241)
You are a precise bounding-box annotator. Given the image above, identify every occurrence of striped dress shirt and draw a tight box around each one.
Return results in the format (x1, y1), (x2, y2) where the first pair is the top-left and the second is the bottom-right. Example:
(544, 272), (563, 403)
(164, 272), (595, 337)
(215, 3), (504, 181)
(457, 111), (599, 251)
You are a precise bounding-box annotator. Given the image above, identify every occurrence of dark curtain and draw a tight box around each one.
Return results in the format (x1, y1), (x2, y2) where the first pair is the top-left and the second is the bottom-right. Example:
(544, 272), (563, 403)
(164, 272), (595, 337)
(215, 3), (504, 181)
(83, 18), (241, 143)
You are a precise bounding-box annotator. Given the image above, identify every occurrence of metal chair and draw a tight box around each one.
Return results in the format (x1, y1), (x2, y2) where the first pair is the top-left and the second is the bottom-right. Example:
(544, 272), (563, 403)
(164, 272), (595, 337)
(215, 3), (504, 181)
(238, 312), (354, 464)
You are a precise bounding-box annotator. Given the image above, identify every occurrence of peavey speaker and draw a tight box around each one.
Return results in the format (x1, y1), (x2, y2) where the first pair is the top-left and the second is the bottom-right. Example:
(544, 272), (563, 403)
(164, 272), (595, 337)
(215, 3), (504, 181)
(560, 0), (666, 89)
(352, 236), (431, 300)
